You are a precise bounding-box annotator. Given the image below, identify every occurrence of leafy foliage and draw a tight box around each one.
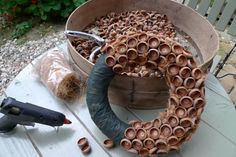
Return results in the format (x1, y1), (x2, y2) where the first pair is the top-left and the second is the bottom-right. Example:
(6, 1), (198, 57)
(0, 0), (87, 38)
(0, 0), (87, 21)
(11, 20), (33, 39)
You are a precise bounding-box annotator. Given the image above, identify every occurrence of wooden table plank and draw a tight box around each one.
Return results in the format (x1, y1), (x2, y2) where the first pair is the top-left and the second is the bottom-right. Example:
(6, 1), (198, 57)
(202, 86), (236, 145)
(5, 64), (109, 157)
(0, 125), (40, 157)
(179, 122), (236, 157)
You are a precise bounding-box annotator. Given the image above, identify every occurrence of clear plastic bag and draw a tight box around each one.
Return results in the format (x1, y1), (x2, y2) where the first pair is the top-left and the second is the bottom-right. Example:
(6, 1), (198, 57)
(34, 47), (82, 101)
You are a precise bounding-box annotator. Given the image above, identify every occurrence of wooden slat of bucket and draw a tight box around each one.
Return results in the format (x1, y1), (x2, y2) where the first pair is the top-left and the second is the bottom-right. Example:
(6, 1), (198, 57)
(228, 16), (236, 36)
(197, 0), (211, 16)
(215, 0), (236, 31)
(187, 0), (200, 9)
(207, 0), (225, 24)
(0, 126), (40, 157)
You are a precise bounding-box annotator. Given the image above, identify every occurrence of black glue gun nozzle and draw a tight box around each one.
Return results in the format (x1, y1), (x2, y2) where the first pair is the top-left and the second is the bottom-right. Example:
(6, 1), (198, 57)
(64, 118), (72, 124)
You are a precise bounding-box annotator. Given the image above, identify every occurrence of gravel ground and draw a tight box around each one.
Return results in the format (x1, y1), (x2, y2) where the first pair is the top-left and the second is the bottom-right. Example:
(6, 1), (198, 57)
(0, 31), (66, 95)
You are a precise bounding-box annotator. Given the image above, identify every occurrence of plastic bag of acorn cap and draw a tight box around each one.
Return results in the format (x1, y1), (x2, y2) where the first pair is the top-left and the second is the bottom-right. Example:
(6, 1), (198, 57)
(33, 47), (85, 101)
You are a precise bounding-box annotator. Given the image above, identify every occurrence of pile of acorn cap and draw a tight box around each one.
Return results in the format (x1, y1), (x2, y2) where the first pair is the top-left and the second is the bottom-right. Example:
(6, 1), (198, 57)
(102, 32), (206, 156)
(72, 10), (176, 63)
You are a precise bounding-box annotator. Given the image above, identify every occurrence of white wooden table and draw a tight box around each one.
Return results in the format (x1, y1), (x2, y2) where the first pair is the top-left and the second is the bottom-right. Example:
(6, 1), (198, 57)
(1, 44), (236, 157)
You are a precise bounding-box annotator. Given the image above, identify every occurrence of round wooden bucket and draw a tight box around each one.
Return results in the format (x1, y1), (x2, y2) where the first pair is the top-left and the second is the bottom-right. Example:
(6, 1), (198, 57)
(65, 0), (219, 109)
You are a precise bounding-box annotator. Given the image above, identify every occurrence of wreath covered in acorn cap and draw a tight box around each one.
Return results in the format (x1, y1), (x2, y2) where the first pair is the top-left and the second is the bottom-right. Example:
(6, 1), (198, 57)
(86, 31), (205, 156)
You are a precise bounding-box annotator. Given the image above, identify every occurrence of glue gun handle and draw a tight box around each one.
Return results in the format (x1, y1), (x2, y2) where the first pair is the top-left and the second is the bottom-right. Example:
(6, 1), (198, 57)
(0, 115), (17, 133)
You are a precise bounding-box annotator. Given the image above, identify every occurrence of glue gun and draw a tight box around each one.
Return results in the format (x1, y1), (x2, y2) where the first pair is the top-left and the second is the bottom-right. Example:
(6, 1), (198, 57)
(0, 97), (72, 133)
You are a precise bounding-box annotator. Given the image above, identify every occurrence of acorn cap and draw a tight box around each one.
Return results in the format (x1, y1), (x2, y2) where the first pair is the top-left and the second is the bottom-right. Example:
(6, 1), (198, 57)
(132, 138), (143, 150)
(175, 107), (187, 118)
(117, 54), (128, 65)
(135, 55), (147, 65)
(155, 139), (168, 150)
(146, 60), (157, 70)
(187, 107), (197, 118)
(143, 138), (155, 149)
(148, 37), (160, 48)
(192, 68), (203, 79)
(184, 77), (196, 89)
(148, 127), (160, 140)
(143, 121), (153, 130)
(128, 120), (139, 125)
(127, 60), (137, 69)
(189, 89), (201, 100)
(149, 147), (158, 155)
(157, 56), (167, 67)
(157, 149), (168, 155)
(103, 139), (114, 149)
(175, 86), (188, 97)
(187, 58), (197, 69)
(180, 96), (193, 108)
(136, 128), (147, 140)
(167, 53), (176, 63)
(81, 144), (91, 154)
(138, 33), (149, 41)
(179, 67), (191, 78)
(153, 118), (162, 128)
(127, 37), (138, 48)
(116, 43), (127, 54)
(180, 118), (194, 128)
(195, 78), (205, 88)
(183, 49), (193, 58)
(120, 138), (132, 150)
(169, 95), (180, 106)
(172, 75), (183, 87)
(167, 64), (180, 76)
(147, 49), (159, 61)
(176, 54), (187, 67)
(137, 42), (149, 54)
(77, 137), (88, 148)
(127, 48), (138, 60)
(169, 146), (179, 151)
(173, 126), (185, 138)
(105, 55), (116, 67)
(168, 115), (179, 127)
(159, 43), (171, 55)
(124, 127), (136, 140)
(167, 136), (179, 146)
(160, 124), (172, 137)
(194, 97), (205, 108)
(172, 44), (183, 55)
(197, 107), (204, 117)
(132, 121), (142, 129)
(112, 64), (123, 74)
(106, 45), (115, 55)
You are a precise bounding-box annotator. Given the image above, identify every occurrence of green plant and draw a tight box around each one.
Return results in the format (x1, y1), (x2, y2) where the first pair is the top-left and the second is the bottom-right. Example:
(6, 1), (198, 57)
(0, 0), (87, 21)
(11, 20), (33, 39)
(0, 0), (87, 38)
